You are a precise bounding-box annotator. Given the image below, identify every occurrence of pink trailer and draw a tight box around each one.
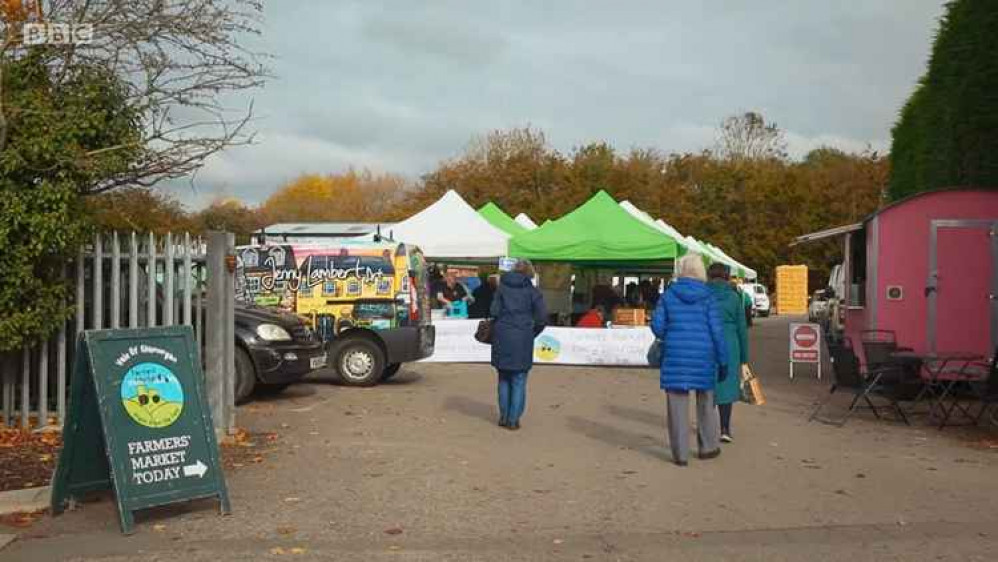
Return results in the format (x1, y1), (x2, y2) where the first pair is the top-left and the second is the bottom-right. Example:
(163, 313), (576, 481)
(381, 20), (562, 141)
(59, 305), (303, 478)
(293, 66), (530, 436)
(795, 189), (998, 361)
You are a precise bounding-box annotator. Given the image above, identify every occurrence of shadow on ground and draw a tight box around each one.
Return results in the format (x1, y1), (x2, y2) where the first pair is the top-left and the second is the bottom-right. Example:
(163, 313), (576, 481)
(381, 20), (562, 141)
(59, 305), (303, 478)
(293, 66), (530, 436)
(304, 369), (424, 387)
(606, 404), (663, 427)
(566, 416), (672, 462)
(444, 396), (496, 424)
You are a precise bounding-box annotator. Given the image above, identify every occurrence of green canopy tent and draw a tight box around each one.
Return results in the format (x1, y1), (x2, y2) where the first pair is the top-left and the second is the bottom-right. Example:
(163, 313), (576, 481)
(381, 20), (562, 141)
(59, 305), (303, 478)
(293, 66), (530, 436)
(477, 202), (529, 236)
(509, 191), (679, 265)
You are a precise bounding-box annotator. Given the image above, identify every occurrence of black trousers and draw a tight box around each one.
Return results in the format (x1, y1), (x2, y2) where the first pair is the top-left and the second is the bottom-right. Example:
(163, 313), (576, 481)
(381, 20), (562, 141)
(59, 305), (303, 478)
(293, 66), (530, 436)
(718, 403), (733, 435)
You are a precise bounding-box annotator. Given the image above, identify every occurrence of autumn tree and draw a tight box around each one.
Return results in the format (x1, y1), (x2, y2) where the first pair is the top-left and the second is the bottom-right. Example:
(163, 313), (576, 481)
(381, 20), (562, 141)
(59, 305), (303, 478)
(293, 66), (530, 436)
(85, 187), (192, 234)
(193, 198), (265, 244)
(412, 127), (571, 220)
(407, 122), (884, 288)
(262, 170), (410, 224)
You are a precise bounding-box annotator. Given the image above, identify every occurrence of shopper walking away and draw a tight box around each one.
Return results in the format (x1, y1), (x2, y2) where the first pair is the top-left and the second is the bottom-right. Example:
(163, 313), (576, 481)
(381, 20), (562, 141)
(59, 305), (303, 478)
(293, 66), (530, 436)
(650, 253), (728, 466)
(707, 264), (749, 443)
(491, 260), (547, 430)
(739, 283), (754, 328)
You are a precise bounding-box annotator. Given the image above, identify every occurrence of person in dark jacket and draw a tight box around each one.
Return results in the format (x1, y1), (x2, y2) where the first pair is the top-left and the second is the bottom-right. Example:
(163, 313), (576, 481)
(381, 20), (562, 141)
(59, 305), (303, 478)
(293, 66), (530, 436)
(490, 259), (547, 430)
(469, 274), (498, 319)
(650, 253), (728, 466)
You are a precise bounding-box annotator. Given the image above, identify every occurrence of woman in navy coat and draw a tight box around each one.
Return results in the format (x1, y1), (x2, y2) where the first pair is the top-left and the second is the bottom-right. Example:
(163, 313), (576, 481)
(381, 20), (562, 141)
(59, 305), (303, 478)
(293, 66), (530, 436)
(651, 253), (728, 465)
(490, 259), (547, 430)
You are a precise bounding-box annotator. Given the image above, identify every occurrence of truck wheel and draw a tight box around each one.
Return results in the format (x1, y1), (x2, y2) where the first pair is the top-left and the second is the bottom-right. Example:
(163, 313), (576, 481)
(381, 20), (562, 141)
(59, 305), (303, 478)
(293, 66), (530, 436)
(381, 363), (402, 381)
(234, 347), (257, 405)
(334, 339), (385, 387)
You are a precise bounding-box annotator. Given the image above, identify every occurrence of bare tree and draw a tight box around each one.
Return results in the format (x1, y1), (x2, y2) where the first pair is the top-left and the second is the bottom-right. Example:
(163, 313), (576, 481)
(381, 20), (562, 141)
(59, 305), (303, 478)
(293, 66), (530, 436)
(715, 111), (787, 161)
(0, 0), (269, 194)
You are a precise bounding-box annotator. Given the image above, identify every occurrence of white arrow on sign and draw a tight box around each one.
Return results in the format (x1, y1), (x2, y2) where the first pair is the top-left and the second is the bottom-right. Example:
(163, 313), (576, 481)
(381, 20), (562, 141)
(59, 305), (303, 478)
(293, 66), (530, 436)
(183, 460), (208, 478)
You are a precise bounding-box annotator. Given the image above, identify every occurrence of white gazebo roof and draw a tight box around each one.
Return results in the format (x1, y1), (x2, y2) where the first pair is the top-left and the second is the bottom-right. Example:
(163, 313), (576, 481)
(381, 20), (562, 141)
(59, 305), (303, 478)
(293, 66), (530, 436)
(389, 190), (510, 259)
(514, 213), (538, 230)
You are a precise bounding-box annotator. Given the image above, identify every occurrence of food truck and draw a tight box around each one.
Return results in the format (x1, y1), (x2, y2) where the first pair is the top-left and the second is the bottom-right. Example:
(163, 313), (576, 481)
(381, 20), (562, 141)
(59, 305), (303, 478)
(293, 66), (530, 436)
(793, 189), (998, 362)
(235, 240), (435, 385)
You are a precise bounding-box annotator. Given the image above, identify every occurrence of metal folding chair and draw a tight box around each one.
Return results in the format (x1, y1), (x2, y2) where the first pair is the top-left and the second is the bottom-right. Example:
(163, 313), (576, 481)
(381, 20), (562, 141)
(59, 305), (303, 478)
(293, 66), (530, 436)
(938, 350), (998, 429)
(809, 337), (909, 426)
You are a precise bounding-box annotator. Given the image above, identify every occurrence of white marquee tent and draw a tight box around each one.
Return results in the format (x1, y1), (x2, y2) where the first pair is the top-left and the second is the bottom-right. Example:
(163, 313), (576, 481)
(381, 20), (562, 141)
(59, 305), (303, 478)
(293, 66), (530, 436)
(389, 190), (510, 259)
(514, 213), (538, 230)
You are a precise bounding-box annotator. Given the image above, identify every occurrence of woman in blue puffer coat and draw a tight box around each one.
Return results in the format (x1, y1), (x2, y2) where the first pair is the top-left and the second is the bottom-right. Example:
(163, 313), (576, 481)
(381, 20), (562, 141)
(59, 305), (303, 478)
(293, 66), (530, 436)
(651, 253), (728, 466)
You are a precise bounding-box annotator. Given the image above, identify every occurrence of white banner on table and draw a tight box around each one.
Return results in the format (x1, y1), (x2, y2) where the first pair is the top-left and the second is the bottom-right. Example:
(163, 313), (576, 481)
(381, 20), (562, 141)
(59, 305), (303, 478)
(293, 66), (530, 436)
(422, 320), (657, 367)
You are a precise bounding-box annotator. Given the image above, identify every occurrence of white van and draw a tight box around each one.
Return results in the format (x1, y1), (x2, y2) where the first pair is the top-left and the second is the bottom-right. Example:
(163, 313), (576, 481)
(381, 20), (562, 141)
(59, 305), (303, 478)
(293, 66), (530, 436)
(740, 283), (771, 317)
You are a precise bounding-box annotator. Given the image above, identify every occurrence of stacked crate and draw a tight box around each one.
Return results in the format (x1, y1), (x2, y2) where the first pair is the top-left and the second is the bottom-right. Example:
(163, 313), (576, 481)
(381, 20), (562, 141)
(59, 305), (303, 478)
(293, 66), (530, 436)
(775, 265), (808, 315)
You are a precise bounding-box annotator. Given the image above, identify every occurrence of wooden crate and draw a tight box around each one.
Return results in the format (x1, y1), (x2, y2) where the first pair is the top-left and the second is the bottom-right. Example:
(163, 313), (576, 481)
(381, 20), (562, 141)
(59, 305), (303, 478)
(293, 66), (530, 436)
(613, 307), (647, 326)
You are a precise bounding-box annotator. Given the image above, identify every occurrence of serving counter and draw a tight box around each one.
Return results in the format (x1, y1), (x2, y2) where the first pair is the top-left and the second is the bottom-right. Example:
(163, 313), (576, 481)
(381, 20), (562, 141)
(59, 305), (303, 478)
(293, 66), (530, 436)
(421, 319), (656, 367)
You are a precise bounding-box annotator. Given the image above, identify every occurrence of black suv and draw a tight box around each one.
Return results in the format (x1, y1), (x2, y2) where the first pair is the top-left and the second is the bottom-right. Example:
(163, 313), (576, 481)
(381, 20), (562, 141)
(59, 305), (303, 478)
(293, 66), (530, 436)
(234, 304), (326, 403)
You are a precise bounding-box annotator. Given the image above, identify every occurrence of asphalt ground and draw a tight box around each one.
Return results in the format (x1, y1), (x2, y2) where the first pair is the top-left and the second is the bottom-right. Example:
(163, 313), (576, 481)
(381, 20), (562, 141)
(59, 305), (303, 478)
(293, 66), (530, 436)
(3, 315), (996, 561)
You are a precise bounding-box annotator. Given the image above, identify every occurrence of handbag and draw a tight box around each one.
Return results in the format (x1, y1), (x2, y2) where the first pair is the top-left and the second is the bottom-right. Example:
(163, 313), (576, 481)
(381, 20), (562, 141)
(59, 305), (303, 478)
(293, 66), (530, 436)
(739, 364), (766, 405)
(474, 318), (494, 344)
(474, 290), (501, 345)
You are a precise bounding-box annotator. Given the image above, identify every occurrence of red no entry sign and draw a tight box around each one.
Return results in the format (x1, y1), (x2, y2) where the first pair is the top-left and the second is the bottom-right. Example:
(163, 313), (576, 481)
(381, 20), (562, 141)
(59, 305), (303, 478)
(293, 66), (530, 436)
(790, 323), (821, 365)
(793, 325), (818, 348)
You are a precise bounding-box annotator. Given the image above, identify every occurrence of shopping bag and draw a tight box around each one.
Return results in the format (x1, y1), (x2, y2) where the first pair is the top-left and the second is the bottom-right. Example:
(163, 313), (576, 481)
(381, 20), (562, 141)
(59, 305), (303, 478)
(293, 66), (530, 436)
(740, 365), (766, 405)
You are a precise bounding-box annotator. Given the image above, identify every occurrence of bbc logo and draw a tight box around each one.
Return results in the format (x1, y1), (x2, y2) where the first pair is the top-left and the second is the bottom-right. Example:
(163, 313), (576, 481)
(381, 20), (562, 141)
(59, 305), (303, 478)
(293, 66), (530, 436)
(22, 23), (93, 45)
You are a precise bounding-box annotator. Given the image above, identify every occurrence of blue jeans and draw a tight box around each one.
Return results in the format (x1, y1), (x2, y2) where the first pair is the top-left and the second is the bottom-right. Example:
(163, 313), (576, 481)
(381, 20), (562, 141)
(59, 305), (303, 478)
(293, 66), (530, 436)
(497, 370), (529, 425)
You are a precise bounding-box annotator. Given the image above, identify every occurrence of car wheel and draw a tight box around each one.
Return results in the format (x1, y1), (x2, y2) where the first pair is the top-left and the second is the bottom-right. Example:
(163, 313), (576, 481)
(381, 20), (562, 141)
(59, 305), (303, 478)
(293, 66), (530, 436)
(234, 347), (257, 405)
(381, 363), (402, 382)
(256, 383), (292, 396)
(333, 339), (385, 387)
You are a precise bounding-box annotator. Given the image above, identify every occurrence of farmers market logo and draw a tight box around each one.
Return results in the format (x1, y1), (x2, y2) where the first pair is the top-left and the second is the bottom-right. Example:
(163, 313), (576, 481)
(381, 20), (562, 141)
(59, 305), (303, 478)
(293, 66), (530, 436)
(121, 363), (184, 428)
(534, 335), (561, 361)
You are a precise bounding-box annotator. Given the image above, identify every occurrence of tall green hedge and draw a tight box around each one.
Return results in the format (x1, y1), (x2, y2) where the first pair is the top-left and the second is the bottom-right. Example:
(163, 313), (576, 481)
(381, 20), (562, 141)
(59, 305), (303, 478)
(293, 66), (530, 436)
(888, 0), (998, 200)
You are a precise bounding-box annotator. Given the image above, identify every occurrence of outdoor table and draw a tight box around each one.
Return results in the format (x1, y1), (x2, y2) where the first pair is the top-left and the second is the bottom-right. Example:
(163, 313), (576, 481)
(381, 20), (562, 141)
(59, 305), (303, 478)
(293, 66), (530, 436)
(890, 351), (985, 427)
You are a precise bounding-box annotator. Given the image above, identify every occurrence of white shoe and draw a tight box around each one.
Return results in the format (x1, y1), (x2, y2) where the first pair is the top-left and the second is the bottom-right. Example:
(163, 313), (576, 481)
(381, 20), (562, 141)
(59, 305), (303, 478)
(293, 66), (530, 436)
(720, 434), (733, 443)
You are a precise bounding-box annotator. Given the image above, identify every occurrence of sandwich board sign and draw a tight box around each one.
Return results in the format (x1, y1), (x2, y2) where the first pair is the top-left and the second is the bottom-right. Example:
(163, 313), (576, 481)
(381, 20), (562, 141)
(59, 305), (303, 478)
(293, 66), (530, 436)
(789, 322), (822, 380)
(51, 326), (230, 534)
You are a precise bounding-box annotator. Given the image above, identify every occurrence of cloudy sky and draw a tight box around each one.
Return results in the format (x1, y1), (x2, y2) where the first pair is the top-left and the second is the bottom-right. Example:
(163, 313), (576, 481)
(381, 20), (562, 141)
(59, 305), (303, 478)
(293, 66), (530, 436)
(166, 0), (946, 208)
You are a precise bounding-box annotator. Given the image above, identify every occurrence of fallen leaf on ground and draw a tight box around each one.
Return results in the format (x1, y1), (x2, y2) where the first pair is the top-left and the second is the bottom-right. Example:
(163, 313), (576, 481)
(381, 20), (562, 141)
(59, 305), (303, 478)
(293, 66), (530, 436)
(284, 497), (300, 503)
(270, 547), (286, 555)
(277, 526), (296, 535)
(153, 524), (166, 532)
(289, 547), (306, 555)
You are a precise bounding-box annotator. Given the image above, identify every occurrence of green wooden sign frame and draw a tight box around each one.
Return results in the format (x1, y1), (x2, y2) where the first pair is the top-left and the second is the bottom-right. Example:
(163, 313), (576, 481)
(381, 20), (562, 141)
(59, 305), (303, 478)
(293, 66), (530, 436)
(51, 326), (230, 534)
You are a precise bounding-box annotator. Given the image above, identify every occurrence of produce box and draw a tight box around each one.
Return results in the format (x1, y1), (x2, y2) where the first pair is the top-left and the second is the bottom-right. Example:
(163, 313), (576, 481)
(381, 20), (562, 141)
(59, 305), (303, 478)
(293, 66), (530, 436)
(613, 307), (647, 326)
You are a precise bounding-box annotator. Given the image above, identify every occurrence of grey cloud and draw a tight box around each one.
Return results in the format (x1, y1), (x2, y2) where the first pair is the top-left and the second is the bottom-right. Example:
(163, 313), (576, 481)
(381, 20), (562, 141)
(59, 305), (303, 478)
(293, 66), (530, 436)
(162, 0), (946, 209)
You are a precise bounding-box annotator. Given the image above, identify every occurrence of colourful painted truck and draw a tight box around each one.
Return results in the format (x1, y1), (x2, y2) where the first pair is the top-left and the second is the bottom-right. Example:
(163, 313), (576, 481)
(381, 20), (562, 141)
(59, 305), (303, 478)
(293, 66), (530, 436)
(235, 241), (435, 386)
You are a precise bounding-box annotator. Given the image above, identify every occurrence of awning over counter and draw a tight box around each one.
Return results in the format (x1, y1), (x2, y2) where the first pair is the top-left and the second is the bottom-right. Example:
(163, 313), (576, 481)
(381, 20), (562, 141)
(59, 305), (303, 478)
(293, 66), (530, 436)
(790, 223), (863, 246)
